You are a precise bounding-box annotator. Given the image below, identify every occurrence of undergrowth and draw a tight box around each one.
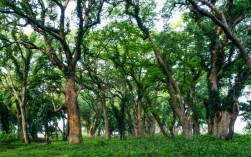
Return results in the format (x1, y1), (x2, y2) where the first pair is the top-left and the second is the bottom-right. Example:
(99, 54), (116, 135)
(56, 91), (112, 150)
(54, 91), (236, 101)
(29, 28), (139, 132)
(0, 134), (250, 157)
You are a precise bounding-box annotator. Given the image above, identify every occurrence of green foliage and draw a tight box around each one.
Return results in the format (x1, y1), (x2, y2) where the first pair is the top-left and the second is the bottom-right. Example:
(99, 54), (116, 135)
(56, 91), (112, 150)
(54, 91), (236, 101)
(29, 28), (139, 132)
(0, 135), (250, 156)
(0, 134), (19, 145)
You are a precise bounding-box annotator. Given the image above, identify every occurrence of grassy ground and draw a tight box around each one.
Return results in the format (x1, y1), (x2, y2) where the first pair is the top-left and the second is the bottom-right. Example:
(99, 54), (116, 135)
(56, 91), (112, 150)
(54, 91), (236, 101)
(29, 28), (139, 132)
(0, 135), (250, 157)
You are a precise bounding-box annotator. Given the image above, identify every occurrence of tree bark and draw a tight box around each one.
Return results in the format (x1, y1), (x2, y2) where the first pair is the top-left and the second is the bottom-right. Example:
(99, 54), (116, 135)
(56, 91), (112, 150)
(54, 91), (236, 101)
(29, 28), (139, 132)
(191, 84), (200, 135)
(16, 104), (23, 140)
(153, 47), (192, 138)
(20, 78), (30, 144)
(44, 123), (51, 144)
(137, 94), (142, 137)
(98, 83), (111, 140)
(101, 98), (111, 140)
(65, 75), (82, 144)
(20, 103), (29, 143)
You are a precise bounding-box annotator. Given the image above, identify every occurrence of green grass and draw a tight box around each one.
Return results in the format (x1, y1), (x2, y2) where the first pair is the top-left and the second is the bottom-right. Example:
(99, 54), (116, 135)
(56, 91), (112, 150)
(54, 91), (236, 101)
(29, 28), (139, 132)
(0, 135), (250, 157)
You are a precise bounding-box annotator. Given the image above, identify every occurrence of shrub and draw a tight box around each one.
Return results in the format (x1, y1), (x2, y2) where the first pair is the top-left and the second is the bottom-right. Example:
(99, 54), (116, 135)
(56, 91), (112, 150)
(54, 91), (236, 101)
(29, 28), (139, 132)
(0, 134), (18, 145)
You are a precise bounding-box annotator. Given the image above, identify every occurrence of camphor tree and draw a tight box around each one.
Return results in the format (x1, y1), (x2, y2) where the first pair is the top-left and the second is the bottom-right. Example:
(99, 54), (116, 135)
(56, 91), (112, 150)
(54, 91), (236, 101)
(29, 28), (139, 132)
(184, 0), (251, 139)
(0, 0), (107, 144)
(0, 28), (34, 143)
(115, 0), (195, 138)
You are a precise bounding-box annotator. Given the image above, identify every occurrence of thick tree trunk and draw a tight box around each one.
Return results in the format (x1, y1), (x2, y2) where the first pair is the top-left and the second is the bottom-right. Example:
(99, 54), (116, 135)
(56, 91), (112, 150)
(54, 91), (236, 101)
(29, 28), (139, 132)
(212, 97), (239, 140)
(65, 75), (82, 144)
(212, 111), (232, 139)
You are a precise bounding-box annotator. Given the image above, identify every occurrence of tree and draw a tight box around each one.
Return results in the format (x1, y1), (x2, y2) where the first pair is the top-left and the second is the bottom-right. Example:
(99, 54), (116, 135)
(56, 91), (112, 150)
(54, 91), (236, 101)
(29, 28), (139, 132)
(187, 0), (251, 68)
(0, 30), (33, 143)
(183, 1), (251, 139)
(0, 0), (106, 144)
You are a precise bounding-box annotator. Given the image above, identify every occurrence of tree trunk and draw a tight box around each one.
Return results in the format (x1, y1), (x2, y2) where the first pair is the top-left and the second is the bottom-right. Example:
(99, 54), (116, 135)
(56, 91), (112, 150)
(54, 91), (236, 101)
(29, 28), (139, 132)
(151, 111), (168, 137)
(148, 98), (156, 137)
(126, 107), (136, 137)
(20, 104), (29, 143)
(16, 105), (23, 140)
(145, 96), (168, 138)
(98, 84), (111, 140)
(178, 113), (192, 138)
(44, 123), (51, 144)
(168, 105), (176, 139)
(153, 45), (192, 138)
(137, 95), (142, 137)
(192, 112), (200, 135)
(124, 2), (192, 138)
(191, 84), (200, 135)
(20, 81), (29, 143)
(212, 111), (232, 139)
(101, 99), (110, 140)
(212, 93), (240, 140)
(65, 75), (82, 144)
(149, 117), (155, 137)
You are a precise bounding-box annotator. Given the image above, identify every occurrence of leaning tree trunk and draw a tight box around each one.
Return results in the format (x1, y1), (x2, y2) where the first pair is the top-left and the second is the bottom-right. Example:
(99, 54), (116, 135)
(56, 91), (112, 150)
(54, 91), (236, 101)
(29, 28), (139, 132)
(65, 75), (82, 144)
(146, 96), (168, 138)
(154, 47), (193, 138)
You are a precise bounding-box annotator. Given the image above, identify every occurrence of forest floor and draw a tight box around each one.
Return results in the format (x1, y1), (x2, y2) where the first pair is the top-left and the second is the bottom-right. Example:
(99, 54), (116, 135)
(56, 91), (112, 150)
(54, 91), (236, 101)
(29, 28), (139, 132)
(0, 134), (250, 157)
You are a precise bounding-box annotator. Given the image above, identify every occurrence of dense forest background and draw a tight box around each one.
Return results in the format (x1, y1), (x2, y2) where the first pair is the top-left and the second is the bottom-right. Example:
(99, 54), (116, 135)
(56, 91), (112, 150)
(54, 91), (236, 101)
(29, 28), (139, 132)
(0, 0), (250, 145)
